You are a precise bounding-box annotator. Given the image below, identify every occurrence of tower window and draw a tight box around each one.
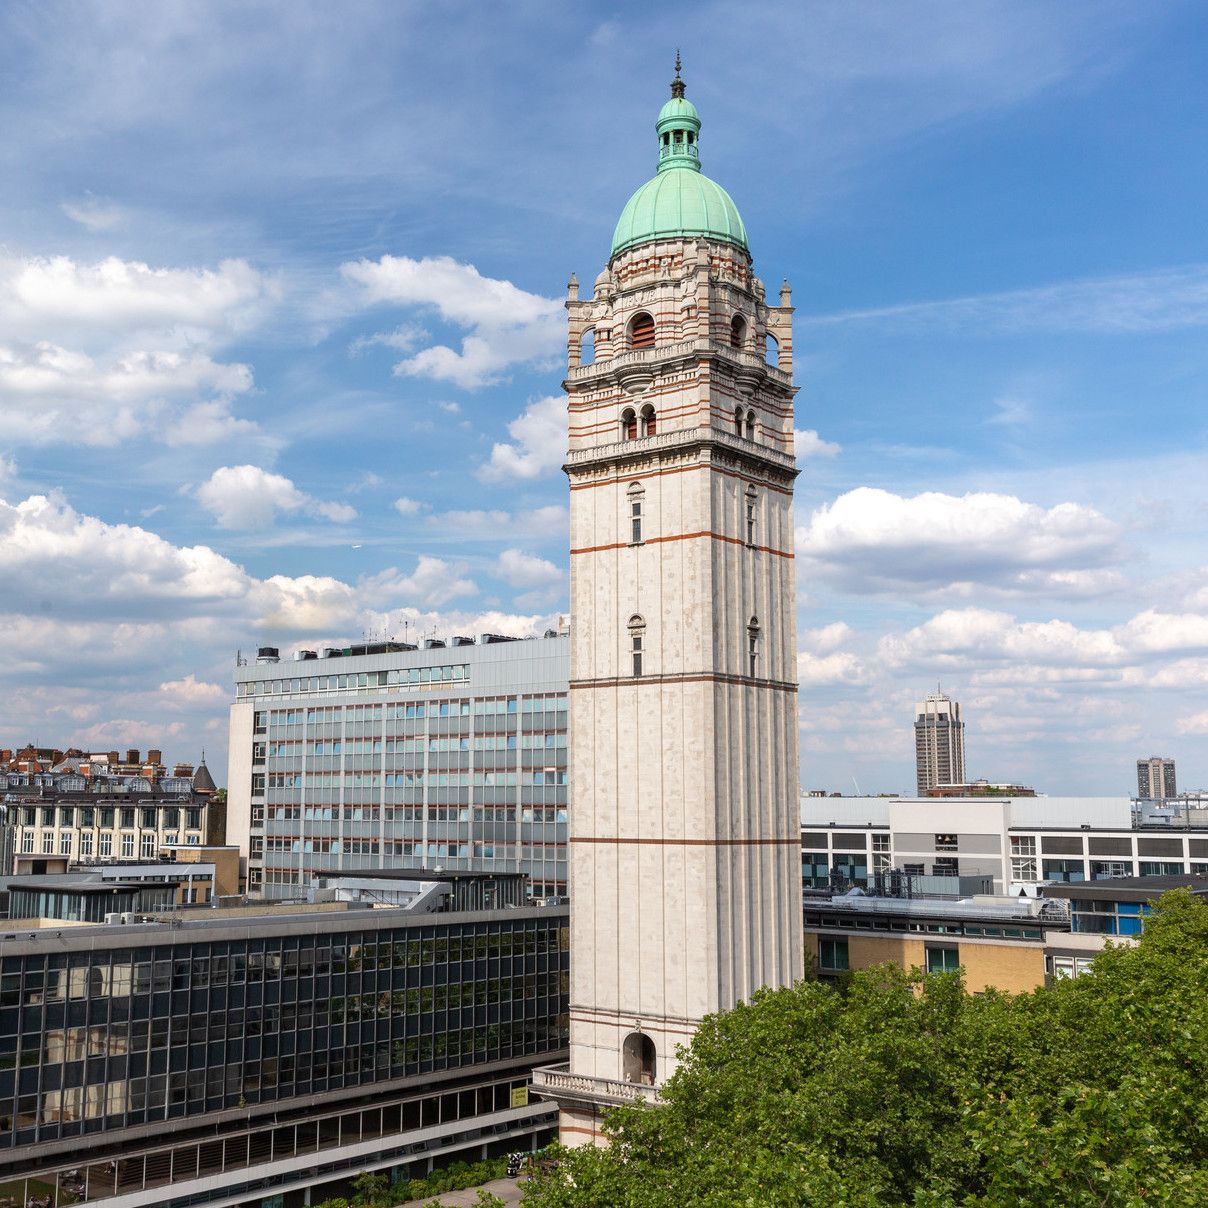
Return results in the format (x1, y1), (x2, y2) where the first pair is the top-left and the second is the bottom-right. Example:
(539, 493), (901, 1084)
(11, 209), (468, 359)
(745, 409), (756, 441)
(640, 403), (657, 436)
(745, 488), (757, 546)
(628, 484), (644, 544)
(628, 615), (645, 677)
(621, 408), (637, 441)
(629, 312), (655, 350)
(730, 315), (746, 349)
(747, 618), (760, 678)
(580, 328), (595, 366)
(765, 332), (780, 367)
(734, 406), (744, 434)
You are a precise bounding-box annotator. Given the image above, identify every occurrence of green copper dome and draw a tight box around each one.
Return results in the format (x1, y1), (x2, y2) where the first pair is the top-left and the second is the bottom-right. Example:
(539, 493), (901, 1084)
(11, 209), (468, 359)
(610, 64), (749, 259)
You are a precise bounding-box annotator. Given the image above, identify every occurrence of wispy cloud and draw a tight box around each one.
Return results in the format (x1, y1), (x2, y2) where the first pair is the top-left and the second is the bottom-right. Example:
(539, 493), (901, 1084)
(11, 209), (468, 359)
(800, 264), (1208, 335)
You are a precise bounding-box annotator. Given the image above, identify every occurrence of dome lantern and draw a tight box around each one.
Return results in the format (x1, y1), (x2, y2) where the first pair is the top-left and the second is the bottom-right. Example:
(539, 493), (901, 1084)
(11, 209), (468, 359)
(610, 59), (749, 259)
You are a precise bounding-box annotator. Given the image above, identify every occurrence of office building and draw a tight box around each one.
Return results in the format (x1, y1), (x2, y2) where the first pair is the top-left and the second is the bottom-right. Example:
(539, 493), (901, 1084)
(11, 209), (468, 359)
(801, 793), (1208, 895)
(227, 633), (568, 900)
(802, 873), (1208, 992)
(914, 692), (965, 795)
(0, 872), (568, 1206)
(535, 65), (803, 1143)
(1136, 756), (1176, 800)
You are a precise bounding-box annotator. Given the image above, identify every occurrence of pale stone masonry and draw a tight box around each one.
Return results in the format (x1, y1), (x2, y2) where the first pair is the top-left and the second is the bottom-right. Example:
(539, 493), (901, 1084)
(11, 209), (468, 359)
(538, 66), (804, 1144)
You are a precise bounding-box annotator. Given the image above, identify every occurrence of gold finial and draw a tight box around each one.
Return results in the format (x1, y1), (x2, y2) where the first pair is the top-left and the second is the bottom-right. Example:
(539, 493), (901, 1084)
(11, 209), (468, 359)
(671, 50), (685, 99)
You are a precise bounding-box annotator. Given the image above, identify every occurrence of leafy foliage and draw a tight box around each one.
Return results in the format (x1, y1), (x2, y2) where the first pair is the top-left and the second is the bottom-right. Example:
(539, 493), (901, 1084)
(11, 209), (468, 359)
(312, 1156), (510, 1207)
(524, 890), (1208, 1207)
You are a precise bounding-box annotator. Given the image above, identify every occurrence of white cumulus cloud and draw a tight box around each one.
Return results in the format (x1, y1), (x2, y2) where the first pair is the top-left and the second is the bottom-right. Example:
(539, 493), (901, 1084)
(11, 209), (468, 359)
(496, 549), (564, 591)
(478, 395), (566, 483)
(796, 487), (1124, 597)
(196, 465), (356, 530)
(795, 429), (841, 459)
(341, 255), (561, 389)
(0, 255), (275, 446)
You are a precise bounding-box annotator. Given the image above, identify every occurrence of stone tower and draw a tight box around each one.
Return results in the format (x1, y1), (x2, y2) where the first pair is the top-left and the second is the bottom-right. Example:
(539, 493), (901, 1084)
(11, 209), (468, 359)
(537, 64), (803, 1144)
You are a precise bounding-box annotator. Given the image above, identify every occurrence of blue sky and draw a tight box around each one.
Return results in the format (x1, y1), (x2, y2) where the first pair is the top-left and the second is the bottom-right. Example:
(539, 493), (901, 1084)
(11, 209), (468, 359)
(2, 0), (1208, 794)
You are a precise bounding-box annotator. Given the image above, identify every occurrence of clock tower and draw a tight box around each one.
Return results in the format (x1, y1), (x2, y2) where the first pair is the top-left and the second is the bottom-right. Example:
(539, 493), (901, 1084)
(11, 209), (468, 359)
(537, 63), (803, 1144)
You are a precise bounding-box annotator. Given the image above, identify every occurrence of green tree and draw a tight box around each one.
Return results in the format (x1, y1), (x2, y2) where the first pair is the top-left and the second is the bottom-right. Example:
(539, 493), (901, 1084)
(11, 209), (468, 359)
(351, 1170), (389, 1207)
(524, 890), (1208, 1207)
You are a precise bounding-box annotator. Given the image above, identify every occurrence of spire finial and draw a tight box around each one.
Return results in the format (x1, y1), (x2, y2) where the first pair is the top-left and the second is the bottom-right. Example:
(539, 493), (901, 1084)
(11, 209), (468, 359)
(671, 51), (685, 99)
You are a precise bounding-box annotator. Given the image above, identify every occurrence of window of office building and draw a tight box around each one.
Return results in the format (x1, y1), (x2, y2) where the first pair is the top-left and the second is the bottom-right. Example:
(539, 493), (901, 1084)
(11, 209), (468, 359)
(1010, 835), (1038, 882)
(925, 946), (960, 974)
(121, 833), (135, 858)
(1042, 858), (1086, 883)
(42, 833), (54, 855)
(871, 833), (891, 873)
(80, 833), (93, 858)
(59, 833), (72, 856)
(818, 938), (849, 972)
(100, 834), (112, 858)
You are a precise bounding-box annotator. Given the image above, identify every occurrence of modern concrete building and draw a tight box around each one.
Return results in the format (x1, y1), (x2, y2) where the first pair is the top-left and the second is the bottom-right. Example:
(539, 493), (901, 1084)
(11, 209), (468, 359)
(227, 633), (569, 900)
(535, 65), (803, 1142)
(0, 874), (568, 1206)
(1136, 756), (1176, 800)
(802, 873), (1208, 993)
(914, 692), (965, 795)
(801, 793), (1208, 896)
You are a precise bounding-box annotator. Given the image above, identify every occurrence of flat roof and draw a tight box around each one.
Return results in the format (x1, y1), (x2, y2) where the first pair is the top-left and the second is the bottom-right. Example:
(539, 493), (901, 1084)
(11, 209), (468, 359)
(322, 868), (527, 883)
(9, 877), (180, 894)
(1042, 875), (1208, 901)
(803, 892), (1045, 925)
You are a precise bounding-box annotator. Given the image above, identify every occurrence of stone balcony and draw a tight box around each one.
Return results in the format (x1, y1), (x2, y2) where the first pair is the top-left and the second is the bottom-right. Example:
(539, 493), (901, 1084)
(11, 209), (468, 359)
(565, 424), (798, 476)
(565, 337), (793, 391)
(530, 1063), (660, 1111)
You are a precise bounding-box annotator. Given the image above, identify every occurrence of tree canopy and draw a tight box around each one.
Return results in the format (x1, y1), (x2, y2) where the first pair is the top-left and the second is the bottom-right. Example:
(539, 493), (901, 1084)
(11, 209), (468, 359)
(525, 890), (1208, 1207)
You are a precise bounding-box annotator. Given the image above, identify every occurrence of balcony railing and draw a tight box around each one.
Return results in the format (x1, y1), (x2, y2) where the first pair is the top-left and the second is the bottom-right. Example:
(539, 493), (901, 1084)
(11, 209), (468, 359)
(567, 337), (791, 389)
(531, 1063), (660, 1109)
(565, 424), (796, 473)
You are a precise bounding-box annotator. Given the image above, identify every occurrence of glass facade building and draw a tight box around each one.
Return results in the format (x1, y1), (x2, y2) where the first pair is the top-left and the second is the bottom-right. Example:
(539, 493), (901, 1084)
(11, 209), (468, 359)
(227, 634), (570, 900)
(0, 899), (568, 1205)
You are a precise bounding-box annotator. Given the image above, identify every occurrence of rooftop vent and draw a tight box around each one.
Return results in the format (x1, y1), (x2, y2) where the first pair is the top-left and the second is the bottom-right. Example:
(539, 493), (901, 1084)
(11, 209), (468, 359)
(452, 635), (475, 647)
(423, 638), (446, 649)
(321, 648), (344, 659)
(479, 633), (518, 645)
(256, 646), (280, 664)
(294, 649), (318, 661)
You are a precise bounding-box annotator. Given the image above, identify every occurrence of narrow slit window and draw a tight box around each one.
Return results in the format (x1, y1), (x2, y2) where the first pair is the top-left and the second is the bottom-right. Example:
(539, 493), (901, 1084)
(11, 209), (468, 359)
(745, 409), (756, 440)
(628, 615), (645, 678)
(747, 618), (760, 678)
(628, 486), (644, 544)
(745, 489), (757, 546)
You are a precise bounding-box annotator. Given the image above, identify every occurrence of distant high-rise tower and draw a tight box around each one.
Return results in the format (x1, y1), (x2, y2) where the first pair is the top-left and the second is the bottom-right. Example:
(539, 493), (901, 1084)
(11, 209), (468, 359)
(1136, 757), (1176, 800)
(915, 692), (965, 795)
